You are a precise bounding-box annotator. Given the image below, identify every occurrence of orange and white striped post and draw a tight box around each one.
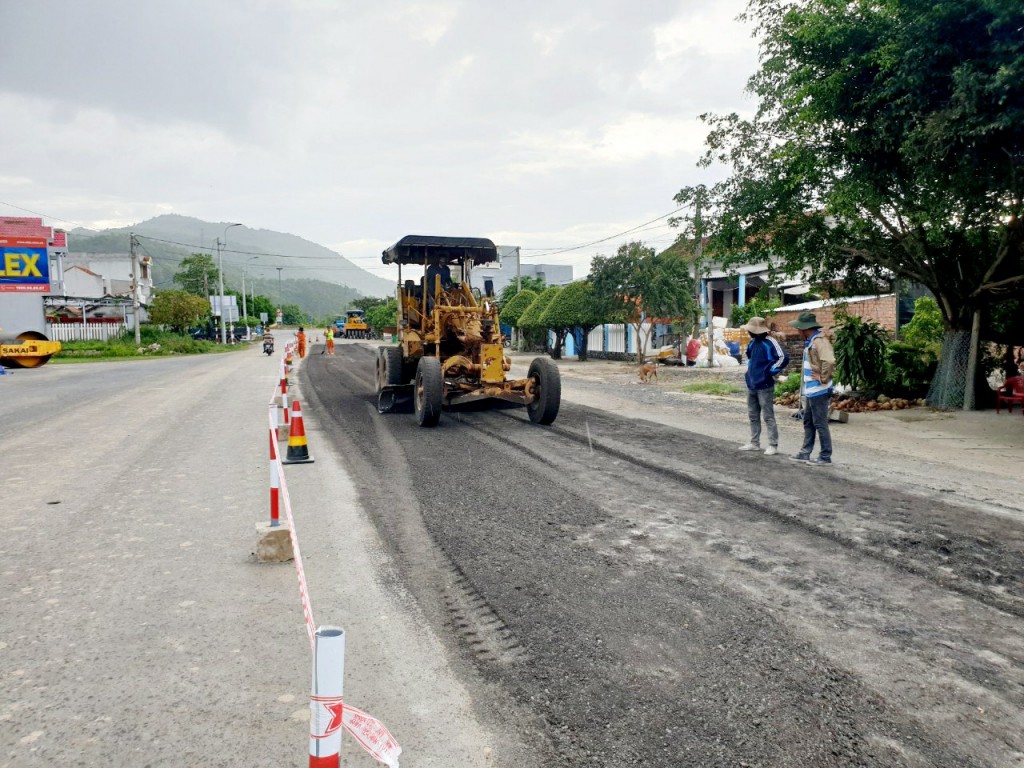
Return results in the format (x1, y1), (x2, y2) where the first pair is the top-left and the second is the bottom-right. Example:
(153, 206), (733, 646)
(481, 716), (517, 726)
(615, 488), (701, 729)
(309, 626), (345, 768)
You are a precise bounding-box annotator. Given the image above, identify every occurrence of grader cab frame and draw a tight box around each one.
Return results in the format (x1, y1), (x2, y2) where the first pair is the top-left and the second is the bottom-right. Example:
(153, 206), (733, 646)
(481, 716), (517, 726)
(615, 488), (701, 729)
(375, 235), (560, 427)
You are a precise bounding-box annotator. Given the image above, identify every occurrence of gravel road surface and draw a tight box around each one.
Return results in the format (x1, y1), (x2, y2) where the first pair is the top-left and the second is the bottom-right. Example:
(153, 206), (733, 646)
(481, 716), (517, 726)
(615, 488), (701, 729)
(298, 340), (1024, 767)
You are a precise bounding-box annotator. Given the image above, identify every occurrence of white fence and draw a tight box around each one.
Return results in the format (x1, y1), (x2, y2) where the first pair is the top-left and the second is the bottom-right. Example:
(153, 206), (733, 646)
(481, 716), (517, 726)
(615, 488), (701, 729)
(47, 322), (128, 342)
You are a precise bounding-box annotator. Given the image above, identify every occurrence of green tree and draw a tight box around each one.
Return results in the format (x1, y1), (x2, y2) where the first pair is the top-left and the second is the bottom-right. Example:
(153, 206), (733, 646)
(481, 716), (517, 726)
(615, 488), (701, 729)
(589, 241), (695, 362)
(499, 289), (538, 350)
(680, 0), (1024, 405)
(280, 303), (305, 325)
(539, 281), (605, 361)
(148, 289), (210, 333)
(517, 287), (562, 353)
(365, 299), (398, 333)
(499, 289), (538, 327)
(249, 294), (275, 323)
(351, 296), (389, 313)
(901, 296), (945, 348)
(731, 292), (782, 328)
(173, 253), (219, 296)
(498, 276), (546, 306)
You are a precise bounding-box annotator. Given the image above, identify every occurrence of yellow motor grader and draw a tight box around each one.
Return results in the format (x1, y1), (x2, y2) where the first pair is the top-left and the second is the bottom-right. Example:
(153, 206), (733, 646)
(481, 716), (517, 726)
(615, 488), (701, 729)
(375, 235), (560, 427)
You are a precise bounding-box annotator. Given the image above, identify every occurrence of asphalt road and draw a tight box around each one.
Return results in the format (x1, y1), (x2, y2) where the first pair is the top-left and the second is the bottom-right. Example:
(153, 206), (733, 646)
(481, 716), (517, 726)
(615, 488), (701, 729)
(302, 341), (1024, 767)
(3, 344), (1023, 767)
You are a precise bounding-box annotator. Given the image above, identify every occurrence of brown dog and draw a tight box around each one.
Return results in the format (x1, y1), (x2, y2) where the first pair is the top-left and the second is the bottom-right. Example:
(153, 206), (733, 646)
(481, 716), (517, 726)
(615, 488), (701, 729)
(638, 362), (658, 383)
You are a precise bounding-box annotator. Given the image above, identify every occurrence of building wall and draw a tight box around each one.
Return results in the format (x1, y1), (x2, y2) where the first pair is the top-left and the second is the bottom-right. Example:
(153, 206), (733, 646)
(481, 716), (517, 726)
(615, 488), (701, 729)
(64, 267), (105, 298)
(475, 250), (573, 296)
(771, 295), (898, 338)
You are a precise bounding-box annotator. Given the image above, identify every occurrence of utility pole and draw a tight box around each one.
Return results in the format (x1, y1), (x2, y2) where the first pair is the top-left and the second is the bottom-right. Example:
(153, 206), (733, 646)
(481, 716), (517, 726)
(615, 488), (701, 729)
(277, 267), (283, 307)
(515, 246), (521, 292)
(130, 233), (141, 345)
(217, 223), (242, 344)
(690, 193), (713, 366)
(216, 237), (226, 344)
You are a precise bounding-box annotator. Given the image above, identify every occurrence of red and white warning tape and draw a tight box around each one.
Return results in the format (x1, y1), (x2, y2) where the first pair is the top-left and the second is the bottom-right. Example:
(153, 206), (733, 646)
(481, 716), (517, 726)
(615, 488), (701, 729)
(265, 384), (402, 767)
(268, 405), (317, 648)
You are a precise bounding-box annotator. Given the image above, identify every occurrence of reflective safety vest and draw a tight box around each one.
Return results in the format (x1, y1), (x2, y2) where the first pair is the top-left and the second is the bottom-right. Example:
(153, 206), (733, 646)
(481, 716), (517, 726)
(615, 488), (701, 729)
(802, 331), (832, 398)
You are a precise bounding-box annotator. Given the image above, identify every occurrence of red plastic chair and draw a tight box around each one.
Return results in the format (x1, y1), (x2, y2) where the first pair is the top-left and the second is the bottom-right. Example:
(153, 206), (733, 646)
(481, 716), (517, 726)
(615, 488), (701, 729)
(996, 375), (1024, 414)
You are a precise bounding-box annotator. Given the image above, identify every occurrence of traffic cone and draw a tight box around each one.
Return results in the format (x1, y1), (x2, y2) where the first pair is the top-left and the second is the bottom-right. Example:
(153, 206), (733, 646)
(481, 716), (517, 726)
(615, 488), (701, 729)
(281, 399), (315, 464)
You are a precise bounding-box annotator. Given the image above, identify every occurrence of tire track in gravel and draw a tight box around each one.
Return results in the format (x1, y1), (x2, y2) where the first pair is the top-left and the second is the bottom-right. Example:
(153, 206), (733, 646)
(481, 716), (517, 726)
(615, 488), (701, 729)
(300, 344), (1015, 767)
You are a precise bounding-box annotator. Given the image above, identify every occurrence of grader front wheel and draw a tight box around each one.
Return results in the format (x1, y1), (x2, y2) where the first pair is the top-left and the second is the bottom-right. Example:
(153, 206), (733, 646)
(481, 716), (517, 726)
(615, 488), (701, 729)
(414, 357), (443, 427)
(526, 357), (561, 425)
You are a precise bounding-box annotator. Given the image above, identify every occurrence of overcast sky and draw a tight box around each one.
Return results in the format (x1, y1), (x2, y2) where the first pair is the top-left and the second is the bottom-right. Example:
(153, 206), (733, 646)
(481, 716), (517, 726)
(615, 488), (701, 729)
(0, 0), (760, 283)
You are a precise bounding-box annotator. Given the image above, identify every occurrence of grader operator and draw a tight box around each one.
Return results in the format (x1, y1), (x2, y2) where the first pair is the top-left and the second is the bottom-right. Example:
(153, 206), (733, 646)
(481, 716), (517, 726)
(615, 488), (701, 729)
(375, 235), (560, 427)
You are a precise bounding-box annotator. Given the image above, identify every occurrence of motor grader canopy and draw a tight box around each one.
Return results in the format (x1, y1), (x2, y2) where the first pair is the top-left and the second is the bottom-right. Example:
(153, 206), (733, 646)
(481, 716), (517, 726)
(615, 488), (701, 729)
(381, 235), (499, 267)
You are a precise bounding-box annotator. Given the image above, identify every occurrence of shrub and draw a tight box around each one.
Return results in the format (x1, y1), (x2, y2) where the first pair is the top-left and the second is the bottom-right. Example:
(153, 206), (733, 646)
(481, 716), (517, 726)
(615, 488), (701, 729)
(774, 372), (801, 397)
(731, 295), (782, 328)
(832, 314), (890, 391)
(883, 341), (938, 399)
(900, 296), (943, 347)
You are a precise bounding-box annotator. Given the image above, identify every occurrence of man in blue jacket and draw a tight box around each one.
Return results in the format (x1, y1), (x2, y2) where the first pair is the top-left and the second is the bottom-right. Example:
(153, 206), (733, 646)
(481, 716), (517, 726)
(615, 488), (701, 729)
(737, 316), (789, 456)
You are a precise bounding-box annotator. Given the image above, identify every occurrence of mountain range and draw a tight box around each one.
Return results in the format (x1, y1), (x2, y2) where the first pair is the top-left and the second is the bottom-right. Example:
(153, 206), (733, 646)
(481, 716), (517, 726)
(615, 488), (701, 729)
(69, 214), (393, 317)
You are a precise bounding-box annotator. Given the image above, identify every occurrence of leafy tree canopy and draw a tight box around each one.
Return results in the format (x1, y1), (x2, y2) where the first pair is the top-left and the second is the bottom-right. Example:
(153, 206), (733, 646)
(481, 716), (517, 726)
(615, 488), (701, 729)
(679, 0), (1024, 331)
(499, 289), (539, 328)
(539, 280), (605, 330)
(249, 294), (276, 321)
(365, 298), (398, 331)
(148, 289), (210, 332)
(173, 253), (219, 296)
(280, 303), (306, 325)
(517, 287), (562, 330)
(588, 241), (696, 323)
(498, 276), (546, 306)
(350, 296), (389, 313)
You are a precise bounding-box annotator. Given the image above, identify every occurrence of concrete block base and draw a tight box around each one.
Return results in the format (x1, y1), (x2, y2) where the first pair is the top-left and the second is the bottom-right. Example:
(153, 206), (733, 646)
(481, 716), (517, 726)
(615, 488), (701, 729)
(828, 408), (850, 423)
(255, 521), (294, 563)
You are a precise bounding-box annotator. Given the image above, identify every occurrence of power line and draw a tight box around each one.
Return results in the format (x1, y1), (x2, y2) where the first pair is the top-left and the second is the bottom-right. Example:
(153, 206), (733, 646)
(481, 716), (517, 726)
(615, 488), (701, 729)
(0, 200), (88, 228)
(519, 207), (685, 257)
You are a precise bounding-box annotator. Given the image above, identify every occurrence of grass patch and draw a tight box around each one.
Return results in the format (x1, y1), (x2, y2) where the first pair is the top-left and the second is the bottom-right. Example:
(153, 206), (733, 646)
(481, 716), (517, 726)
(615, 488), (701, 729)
(679, 381), (745, 396)
(54, 329), (248, 362)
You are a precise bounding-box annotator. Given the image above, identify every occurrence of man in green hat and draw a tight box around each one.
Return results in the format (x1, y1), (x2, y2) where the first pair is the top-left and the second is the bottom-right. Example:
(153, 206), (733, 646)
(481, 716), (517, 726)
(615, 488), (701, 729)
(787, 312), (836, 465)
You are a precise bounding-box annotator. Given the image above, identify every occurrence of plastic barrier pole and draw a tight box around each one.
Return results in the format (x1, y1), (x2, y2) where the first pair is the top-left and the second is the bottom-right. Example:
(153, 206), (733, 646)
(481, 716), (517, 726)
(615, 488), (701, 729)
(268, 415), (280, 528)
(309, 626), (345, 768)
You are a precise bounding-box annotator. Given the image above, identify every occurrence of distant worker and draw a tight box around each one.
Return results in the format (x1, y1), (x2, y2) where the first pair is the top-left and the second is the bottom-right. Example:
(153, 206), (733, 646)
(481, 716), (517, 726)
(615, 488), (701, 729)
(296, 326), (307, 359)
(325, 328), (335, 356)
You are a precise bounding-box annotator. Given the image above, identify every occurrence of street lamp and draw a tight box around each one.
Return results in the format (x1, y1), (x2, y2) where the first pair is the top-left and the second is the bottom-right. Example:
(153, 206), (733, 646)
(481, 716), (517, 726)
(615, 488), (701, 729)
(241, 255), (258, 337)
(216, 223), (242, 344)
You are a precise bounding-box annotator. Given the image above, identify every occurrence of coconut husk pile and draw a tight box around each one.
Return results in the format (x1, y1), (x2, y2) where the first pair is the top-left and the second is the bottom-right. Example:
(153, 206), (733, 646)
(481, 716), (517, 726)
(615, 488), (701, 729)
(774, 392), (927, 412)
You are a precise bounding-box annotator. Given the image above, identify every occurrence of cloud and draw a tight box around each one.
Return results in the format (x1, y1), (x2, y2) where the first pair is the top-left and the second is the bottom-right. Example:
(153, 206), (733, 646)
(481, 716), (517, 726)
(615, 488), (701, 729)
(0, 0), (759, 279)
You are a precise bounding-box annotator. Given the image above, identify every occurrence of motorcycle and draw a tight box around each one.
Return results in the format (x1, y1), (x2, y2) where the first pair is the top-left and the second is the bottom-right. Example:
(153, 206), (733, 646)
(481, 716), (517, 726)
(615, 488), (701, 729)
(263, 338), (275, 356)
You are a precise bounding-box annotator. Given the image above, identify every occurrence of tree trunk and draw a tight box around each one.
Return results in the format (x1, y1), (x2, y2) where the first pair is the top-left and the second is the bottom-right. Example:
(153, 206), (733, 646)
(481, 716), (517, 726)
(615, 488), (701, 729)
(578, 326), (592, 362)
(550, 330), (565, 359)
